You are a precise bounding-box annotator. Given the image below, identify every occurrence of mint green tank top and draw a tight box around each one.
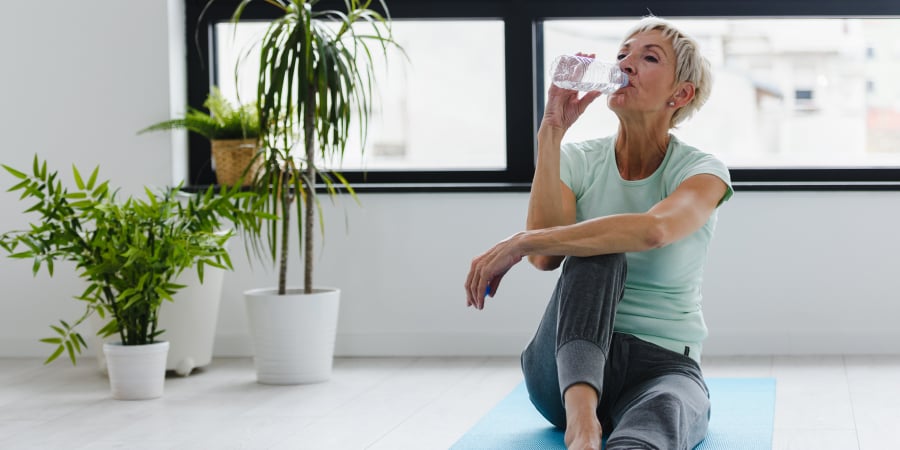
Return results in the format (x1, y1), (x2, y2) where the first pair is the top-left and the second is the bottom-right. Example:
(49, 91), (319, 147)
(560, 134), (733, 363)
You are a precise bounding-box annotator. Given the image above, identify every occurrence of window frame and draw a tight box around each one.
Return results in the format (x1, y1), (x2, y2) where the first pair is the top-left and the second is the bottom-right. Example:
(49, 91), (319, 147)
(185, 0), (900, 192)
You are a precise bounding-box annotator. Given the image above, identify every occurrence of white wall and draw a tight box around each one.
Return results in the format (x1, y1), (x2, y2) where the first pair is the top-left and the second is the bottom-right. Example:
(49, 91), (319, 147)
(0, 0), (174, 355)
(1, 2), (899, 361)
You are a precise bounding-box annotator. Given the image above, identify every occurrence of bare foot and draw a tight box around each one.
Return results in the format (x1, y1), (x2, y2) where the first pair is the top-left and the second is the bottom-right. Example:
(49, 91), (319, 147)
(563, 384), (603, 450)
(564, 415), (602, 450)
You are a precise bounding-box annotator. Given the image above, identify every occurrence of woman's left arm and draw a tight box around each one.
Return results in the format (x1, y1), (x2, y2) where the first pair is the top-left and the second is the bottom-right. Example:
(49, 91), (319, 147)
(643, 173), (730, 246)
(465, 174), (726, 309)
(522, 174), (728, 256)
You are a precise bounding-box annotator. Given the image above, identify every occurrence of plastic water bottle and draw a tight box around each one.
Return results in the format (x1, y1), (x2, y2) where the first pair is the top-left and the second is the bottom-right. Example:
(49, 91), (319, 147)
(549, 55), (629, 94)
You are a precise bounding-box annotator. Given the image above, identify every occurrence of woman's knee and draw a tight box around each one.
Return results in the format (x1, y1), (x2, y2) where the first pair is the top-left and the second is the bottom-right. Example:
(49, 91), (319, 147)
(560, 254), (628, 295)
(563, 253), (627, 276)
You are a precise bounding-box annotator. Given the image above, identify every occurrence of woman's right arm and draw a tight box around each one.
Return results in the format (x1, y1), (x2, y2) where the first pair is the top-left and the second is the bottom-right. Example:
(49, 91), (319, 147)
(526, 122), (576, 271)
(526, 71), (603, 271)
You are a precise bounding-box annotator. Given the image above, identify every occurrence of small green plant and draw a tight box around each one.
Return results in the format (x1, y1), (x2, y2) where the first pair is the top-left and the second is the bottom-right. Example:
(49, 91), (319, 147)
(0, 156), (263, 364)
(139, 86), (259, 140)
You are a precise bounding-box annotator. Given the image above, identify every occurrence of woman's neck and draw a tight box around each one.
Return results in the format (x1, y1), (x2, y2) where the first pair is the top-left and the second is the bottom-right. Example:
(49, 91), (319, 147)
(614, 123), (671, 180)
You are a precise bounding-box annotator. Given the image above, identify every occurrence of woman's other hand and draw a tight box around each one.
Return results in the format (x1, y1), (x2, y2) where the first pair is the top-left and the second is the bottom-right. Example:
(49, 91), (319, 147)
(542, 52), (604, 131)
(465, 233), (527, 310)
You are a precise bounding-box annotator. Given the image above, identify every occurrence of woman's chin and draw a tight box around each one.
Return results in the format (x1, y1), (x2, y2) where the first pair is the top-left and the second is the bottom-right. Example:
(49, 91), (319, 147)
(606, 94), (627, 109)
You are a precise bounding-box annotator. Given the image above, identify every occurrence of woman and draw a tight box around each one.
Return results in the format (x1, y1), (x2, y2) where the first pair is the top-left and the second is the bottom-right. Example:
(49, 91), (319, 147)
(464, 17), (733, 450)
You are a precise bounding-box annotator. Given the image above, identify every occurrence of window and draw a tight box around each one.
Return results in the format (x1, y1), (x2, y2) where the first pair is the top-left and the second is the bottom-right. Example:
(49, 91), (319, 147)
(215, 20), (507, 172)
(186, 1), (900, 191)
(544, 17), (900, 173)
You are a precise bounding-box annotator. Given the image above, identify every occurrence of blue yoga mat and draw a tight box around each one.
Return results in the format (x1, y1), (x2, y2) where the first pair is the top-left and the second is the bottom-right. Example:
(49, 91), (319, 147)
(451, 378), (775, 450)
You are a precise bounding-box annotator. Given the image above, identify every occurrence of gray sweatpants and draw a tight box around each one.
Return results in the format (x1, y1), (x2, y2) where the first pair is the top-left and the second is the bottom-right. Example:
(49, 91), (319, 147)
(521, 254), (710, 450)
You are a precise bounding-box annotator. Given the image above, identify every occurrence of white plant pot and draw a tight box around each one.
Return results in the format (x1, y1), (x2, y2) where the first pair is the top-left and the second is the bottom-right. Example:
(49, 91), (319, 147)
(244, 287), (340, 385)
(103, 341), (169, 400)
(157, 263), (226, 375)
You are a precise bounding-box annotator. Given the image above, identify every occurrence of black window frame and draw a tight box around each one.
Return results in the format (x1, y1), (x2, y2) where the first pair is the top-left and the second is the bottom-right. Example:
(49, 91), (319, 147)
(185, 0), (900, 192)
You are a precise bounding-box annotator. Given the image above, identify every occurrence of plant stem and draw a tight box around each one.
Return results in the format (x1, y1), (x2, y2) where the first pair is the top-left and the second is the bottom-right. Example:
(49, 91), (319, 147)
(304, 85), (316, 295)
(278, 170), (290, 296)
(100, 283), (126, 344)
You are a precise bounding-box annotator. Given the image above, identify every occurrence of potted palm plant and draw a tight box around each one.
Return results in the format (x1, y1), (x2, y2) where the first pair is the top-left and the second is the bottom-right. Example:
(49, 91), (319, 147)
(227, 0), (403, 384)
(140, 86), (261, 186)
(0, 156), (260, 399)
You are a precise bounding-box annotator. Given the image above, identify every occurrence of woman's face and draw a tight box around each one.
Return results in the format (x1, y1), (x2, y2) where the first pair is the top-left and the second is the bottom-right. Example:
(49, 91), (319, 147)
(607, 29), (681, 118)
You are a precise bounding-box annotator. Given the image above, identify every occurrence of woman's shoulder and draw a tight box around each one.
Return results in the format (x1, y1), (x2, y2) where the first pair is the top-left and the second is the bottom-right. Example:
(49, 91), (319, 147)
(665, 135), (733, 196)
(668, 135), (725, 167)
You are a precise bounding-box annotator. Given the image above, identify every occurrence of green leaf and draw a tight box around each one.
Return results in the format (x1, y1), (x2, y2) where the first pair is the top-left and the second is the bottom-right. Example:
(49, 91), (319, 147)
(24, 202), (43, 214)
(44, 345), (65, 365)
(40, 337), (61, 344)
(196, 261), (205, 283)
(144, 187), (156, 206)
(72, 165), (85, 190)
(92, 181), (109, 198)
(68, 200), (94, 209)
(76, 333), (88, 350)
(79, 283), (98, 300)
(71, 333), (82, 353)
(86, 166), (99, 190)
(2, 165), (28, 180)
(65, 341), (76, 366)
(97, 319), (118, 339)
(154, 286), (173, 303)
(6, 178), (30, 193)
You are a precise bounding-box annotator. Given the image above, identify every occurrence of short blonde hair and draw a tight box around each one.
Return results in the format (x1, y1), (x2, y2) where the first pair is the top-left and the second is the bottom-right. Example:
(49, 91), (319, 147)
(622, 17), (712, 128)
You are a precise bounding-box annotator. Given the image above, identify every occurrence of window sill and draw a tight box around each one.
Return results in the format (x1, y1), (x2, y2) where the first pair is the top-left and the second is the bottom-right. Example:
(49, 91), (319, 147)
(180, 182), (533, 194)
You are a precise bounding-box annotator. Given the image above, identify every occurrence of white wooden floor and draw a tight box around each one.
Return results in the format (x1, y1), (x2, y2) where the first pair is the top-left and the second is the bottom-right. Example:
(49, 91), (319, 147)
(0, 355), (898, 449)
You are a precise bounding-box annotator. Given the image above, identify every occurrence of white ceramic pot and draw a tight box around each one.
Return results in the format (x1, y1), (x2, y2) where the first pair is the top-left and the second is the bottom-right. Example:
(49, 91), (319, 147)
(157, 262), (226, 375)
(103, 341), (170, 400)
(244, 287), (340, 385)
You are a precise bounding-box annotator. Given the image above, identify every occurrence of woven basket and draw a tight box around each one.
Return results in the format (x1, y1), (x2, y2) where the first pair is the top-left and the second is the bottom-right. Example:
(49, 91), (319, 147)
(210, 138), (260, 187)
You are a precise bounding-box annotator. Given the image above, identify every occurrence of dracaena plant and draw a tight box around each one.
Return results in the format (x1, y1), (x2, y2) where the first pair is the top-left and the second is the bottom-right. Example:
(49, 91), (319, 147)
(227, 0), (404, 294)
(0, 156), (262, 364)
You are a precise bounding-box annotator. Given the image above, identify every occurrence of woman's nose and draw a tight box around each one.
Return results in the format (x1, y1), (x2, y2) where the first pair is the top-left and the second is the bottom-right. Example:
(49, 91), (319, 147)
(618, 56), (635, 75)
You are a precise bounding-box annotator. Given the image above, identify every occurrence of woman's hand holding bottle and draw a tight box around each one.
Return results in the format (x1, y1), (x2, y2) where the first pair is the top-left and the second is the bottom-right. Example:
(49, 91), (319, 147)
(541, 52), (604, 131)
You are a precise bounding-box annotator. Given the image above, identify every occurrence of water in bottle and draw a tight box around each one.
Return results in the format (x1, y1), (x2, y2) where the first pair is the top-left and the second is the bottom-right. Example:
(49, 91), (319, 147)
(549, 55), (629, 94)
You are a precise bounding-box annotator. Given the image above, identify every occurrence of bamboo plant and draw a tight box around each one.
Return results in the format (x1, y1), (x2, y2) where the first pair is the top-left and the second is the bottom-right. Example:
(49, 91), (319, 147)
(230, 0), (402, 294)
(0, 156), (262, 364)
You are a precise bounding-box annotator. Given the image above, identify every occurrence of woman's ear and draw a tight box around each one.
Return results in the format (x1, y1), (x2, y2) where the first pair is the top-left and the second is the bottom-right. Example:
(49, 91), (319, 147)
(672, 82), (696, 108)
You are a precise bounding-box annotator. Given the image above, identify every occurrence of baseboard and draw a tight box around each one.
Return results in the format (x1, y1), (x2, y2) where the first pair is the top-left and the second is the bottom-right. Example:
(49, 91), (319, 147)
(702, 330), (900, 355)
(333, 331), (535, 357)
(216, 329), (900, 357)
(4, 330), (900, 358)
(0, 337), (57, 358)
(211, 331), (535, 357)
